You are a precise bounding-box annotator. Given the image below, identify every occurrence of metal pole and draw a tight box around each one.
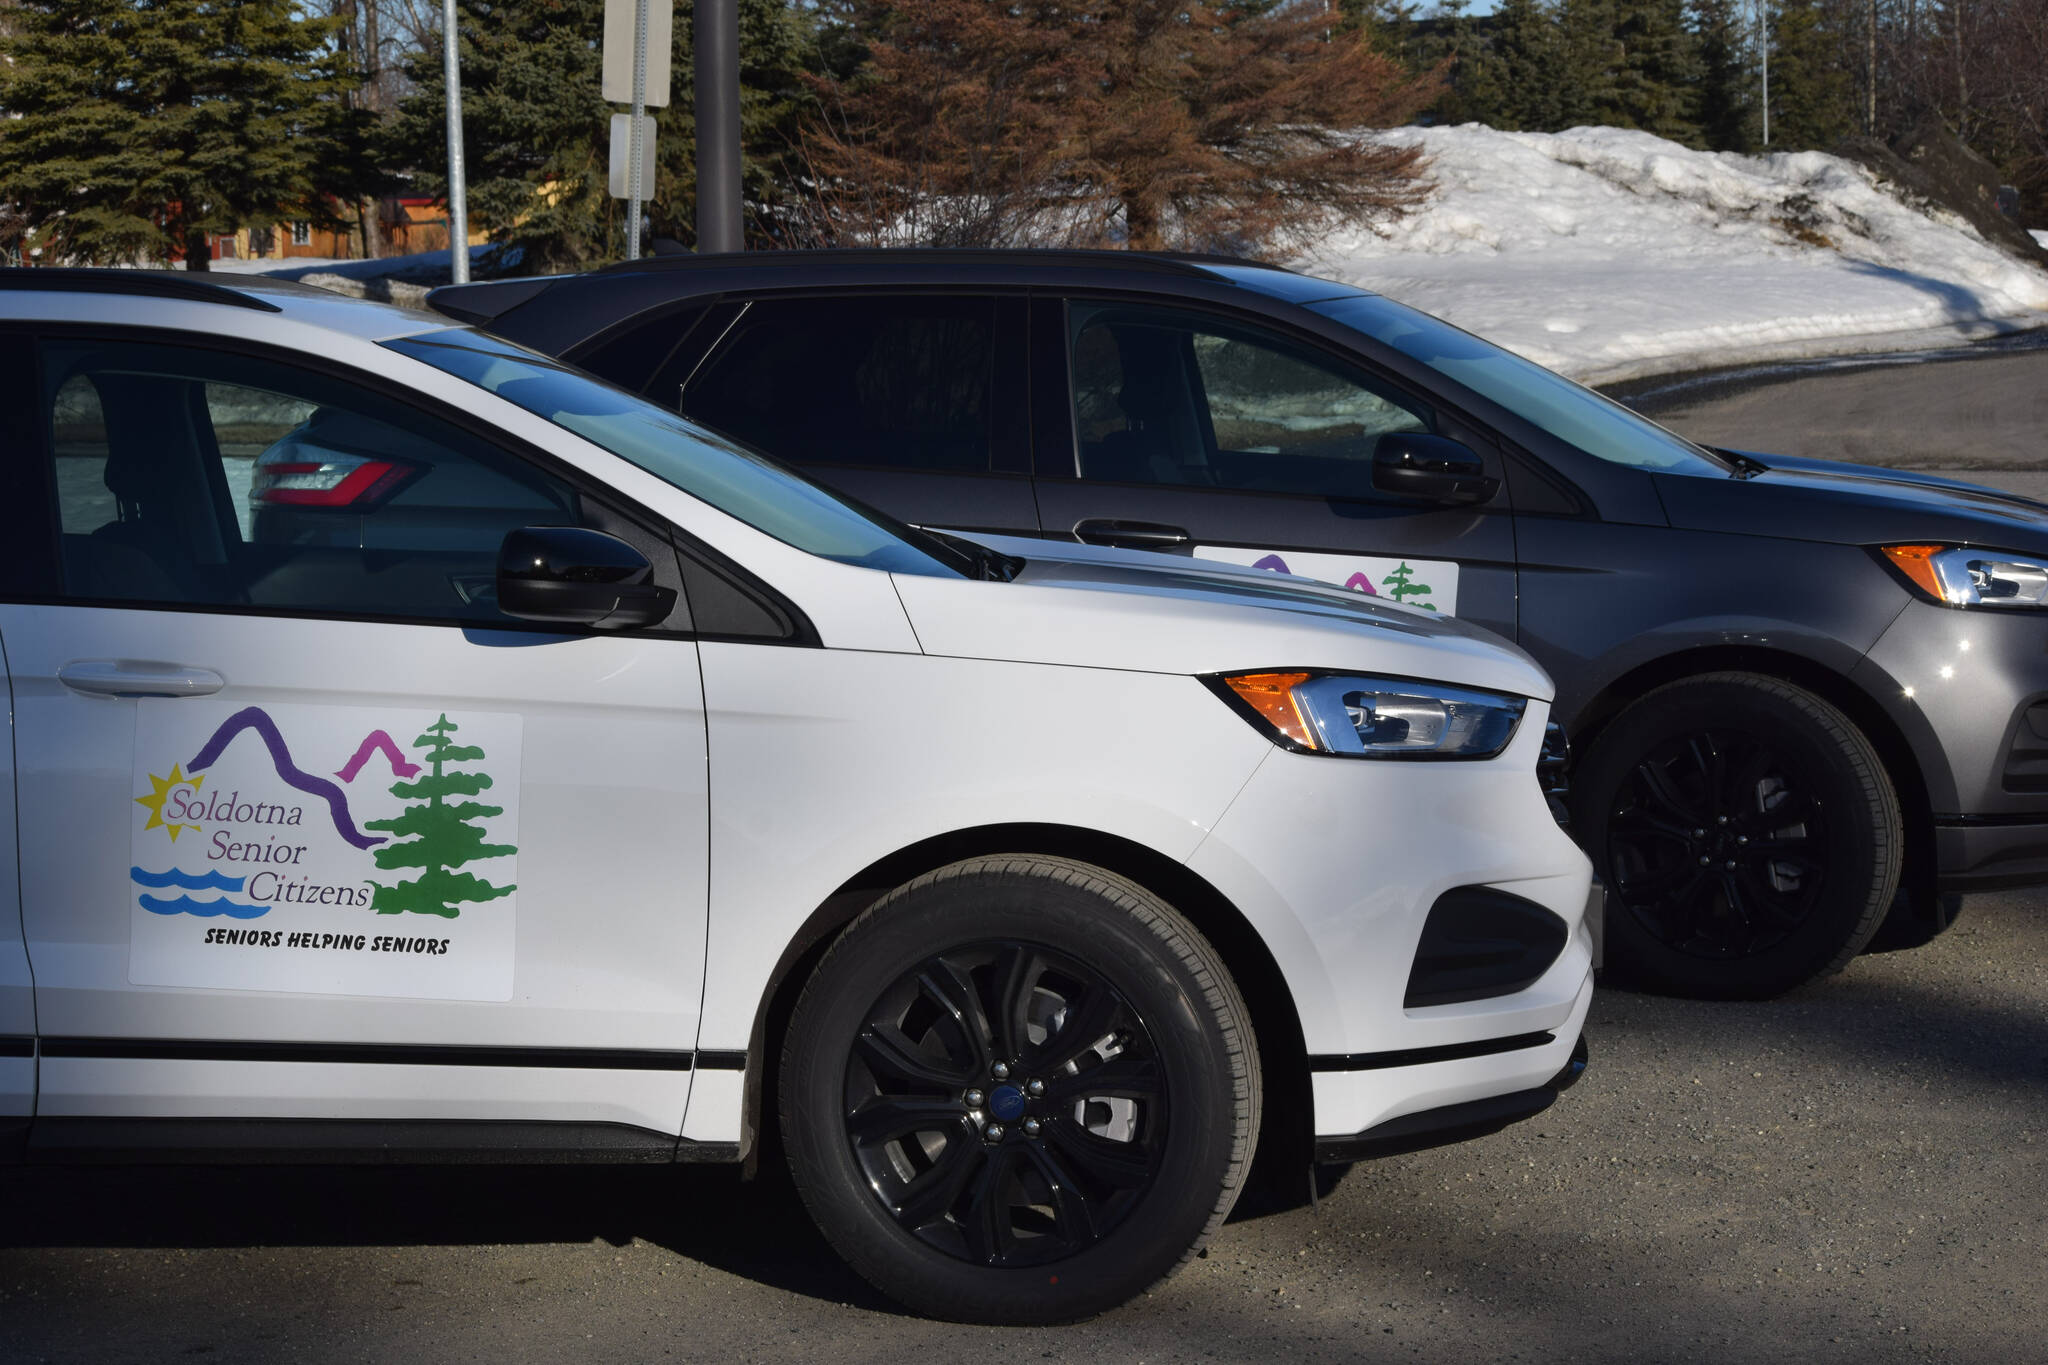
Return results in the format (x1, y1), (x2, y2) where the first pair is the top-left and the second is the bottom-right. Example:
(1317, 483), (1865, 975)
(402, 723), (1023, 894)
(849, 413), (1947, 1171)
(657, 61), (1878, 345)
(1759, 0), (1770, 148)
(442, 0), (470, 283)
(695, 0), (742, 253)
(626, 0), (648, 260)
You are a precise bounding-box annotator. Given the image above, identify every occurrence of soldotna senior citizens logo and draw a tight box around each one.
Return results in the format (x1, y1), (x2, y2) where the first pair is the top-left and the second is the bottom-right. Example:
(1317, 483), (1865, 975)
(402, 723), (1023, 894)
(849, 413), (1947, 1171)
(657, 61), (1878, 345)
(128, 701), (523, 1001)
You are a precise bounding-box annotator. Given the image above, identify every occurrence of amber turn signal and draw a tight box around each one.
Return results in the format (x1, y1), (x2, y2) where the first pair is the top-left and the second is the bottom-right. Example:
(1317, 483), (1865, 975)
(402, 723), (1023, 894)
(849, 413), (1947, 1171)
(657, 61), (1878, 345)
(1881, 544), (1949, 602)
(1220, 672), (1319, 750)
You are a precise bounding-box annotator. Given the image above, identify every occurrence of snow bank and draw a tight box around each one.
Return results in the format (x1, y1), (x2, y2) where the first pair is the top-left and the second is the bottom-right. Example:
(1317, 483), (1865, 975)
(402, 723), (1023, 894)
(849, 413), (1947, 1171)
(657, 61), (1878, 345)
(1304, 125), (2048, 383)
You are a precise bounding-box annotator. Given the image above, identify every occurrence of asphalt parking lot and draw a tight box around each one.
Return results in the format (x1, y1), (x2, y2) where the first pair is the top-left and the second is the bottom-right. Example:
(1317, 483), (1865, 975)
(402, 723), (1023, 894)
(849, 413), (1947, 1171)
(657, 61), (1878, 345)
(3, 887), (2042, 1364)
(6, 341), (2046, 1364)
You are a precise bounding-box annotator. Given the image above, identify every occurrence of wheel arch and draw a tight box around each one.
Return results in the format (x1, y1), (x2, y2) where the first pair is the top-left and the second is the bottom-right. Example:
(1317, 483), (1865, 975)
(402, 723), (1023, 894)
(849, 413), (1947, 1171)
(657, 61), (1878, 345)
(736, 822), (1312, 1179)
(1569, 644), (1939, 904)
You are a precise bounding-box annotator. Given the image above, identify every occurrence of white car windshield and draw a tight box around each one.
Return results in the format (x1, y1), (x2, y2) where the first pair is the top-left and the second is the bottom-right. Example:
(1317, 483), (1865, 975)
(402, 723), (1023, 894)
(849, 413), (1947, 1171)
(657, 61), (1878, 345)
(386, 328), (977, 577)
(1315, 295), (1735, 476)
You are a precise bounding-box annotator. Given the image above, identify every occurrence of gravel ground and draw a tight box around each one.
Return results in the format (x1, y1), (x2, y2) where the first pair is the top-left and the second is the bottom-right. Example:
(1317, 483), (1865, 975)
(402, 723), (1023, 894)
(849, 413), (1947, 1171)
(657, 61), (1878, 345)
(3, 887), (2042, 1364)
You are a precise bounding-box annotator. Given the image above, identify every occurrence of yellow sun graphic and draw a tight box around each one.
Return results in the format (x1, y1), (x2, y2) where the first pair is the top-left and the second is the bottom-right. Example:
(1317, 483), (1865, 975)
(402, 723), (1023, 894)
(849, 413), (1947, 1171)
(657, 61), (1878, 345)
(135, 765), (204, 842)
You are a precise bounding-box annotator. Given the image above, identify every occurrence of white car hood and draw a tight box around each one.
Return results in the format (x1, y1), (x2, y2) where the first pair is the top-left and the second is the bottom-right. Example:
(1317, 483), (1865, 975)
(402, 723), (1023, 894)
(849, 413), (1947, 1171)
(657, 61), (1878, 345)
(890, 535), (1553, 701)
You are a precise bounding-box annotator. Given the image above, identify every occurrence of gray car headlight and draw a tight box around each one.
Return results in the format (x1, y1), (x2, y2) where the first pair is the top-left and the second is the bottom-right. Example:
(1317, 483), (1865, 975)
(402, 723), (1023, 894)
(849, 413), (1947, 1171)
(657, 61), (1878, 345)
(1211, 671), (1527, 759)
(1882, 545), (2048, 608)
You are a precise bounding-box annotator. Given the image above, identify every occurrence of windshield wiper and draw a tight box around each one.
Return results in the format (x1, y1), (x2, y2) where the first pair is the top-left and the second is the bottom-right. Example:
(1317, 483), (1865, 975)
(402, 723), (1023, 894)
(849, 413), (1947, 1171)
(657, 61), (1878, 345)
(928, 530), (1026, 582)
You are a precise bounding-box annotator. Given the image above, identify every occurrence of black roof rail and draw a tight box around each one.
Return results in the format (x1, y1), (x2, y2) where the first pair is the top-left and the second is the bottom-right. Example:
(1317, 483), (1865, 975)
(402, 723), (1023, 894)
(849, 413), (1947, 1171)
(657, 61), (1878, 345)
(0, 267), (282, 313)
(591, 247), (1290, 278)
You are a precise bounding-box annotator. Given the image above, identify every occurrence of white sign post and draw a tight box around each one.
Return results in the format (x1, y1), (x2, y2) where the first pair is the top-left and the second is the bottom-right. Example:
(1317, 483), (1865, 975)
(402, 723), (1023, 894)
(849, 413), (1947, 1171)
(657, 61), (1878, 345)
(603, 0), (673, 261)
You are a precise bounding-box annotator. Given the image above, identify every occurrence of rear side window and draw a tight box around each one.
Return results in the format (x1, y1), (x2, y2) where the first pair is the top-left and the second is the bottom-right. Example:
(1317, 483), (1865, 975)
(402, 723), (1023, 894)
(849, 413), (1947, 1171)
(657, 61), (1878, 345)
(684, 296), (998, 473)
(1069, 303), (1433, 500)
(39, 338), (584, 623)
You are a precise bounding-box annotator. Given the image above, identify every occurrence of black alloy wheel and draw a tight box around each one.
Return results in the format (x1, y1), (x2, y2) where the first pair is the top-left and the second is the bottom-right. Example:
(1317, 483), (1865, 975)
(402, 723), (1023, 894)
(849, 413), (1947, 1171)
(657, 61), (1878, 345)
(1574, 672), (1900, 999)
(1607, 729), (1830, 960)
(780, 855), (1258, 1324)
(845, 941), (1165, 1268)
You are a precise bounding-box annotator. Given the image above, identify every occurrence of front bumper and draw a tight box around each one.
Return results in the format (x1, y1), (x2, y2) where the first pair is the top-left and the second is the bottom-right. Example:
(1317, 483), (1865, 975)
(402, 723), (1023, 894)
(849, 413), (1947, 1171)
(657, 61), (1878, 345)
(1935, 817), (2048, 892)
(1185, 699), (1595, 1143)
(1314, 1034), (1588, 1163)
(1859, 601), (2048, 890)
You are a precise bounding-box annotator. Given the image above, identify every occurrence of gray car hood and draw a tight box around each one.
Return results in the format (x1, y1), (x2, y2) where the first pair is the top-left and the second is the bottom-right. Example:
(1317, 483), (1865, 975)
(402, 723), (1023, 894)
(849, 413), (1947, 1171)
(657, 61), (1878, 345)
(1656, 452), (2048, 550)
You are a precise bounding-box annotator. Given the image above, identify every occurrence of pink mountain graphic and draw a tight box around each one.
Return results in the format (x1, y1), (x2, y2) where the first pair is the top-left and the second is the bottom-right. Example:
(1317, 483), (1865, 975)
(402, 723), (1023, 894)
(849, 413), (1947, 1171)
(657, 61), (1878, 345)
(335, 730), (422, 783)
(1251, 552), (1379, 595)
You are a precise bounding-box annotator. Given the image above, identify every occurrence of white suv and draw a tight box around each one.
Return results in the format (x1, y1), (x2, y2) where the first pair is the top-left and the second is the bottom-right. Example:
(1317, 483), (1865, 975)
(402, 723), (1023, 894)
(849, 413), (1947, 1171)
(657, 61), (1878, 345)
(0, 270), (1593, 1323)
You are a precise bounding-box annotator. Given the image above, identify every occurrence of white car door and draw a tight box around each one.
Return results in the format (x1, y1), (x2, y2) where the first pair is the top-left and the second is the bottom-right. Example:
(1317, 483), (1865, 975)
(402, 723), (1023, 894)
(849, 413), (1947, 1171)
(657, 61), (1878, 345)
(1, 329), (709, 1147)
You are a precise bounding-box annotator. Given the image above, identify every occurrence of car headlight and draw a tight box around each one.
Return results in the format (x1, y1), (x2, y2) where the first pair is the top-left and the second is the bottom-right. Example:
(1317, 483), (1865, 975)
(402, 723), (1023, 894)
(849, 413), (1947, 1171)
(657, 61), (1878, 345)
(1209, 671), (1527, 759)
(1882, 545), (2048, 608)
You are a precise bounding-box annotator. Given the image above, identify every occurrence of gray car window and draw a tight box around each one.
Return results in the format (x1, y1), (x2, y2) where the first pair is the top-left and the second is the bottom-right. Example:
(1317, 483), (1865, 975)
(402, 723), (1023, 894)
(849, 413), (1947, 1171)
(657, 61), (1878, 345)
(1069, 303), (1433, 500)
(1316, 294), (1734, 476)
(389, 328), (973, 579)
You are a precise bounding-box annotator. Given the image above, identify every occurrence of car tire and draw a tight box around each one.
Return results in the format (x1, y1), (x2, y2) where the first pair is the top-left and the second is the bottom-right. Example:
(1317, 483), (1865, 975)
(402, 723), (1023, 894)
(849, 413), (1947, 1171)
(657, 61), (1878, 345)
(1573, 672), (1901, 999)
(779, 855), (1259, 1324)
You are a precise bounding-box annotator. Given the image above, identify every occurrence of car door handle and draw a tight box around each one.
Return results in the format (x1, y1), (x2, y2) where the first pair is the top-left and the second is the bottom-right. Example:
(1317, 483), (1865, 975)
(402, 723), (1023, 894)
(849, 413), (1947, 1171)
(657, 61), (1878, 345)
(57, 659), (227, 699)
(1072, 519), (1192, 550)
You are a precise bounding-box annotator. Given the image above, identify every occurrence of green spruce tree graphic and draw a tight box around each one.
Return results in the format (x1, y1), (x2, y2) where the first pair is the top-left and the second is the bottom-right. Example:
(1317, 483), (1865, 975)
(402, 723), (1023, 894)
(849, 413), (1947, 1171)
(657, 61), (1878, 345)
(1380, 562), (1438, 611)
(366, 715), (516, 918)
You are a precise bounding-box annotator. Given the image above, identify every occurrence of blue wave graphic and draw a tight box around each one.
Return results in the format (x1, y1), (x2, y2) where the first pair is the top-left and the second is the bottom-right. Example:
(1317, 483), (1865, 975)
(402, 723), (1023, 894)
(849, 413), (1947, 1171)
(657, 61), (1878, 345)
(138, 895), (271, 919)
(131, 867), (246, 892)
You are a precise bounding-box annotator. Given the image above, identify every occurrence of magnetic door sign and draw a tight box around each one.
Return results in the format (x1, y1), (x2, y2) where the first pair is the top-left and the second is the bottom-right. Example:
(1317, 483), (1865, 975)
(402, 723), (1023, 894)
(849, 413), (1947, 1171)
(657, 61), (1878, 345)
(1192, 546), (1460, 615)
(129, 702), (522, 1002)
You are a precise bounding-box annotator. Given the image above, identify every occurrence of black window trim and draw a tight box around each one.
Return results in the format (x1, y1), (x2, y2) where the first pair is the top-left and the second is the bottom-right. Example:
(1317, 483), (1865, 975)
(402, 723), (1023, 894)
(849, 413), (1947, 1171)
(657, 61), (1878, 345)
(2, 321), (819, 647)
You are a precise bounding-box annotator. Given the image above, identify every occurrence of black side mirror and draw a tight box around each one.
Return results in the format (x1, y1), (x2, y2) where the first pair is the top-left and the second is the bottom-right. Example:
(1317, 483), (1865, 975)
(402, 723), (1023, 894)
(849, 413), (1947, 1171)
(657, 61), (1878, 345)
(1371, 433), (1500, 506)
(496, 526), (677, 630)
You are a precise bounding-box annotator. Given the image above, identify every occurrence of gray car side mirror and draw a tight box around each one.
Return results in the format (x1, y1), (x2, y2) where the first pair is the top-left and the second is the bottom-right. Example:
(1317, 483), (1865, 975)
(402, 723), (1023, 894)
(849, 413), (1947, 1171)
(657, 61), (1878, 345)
(1372, 433), (1500, 506)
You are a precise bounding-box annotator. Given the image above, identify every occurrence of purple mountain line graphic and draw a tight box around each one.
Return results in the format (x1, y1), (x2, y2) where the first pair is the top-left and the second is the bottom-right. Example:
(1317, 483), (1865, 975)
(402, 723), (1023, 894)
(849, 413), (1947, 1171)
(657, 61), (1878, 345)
(1344, 573), (1380, 595)
(1251, 554), (1292, 573)
(335, 730), (422, 783)
(186, 706), (388, 851)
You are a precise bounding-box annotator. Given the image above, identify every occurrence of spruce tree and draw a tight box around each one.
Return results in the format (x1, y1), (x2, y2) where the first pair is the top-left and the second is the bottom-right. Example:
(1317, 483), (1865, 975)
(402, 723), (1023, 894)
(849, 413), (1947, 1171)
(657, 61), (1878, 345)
(1608, 0), (1702, 142)
(1766, 0), (1856, 149)
(0, 0), (356, 269)
(1556, 0), (1623, 128)
(1691, 0), (1754, 151)
(366, 715), (516, 919)
(387, 0), (815, 270)
(1456, 0), (1568, 131)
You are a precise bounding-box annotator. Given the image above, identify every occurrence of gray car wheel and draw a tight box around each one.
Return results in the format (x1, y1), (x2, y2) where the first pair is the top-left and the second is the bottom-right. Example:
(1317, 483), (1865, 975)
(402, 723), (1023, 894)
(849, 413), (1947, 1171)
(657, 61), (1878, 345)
(1574, 672), (1902, 999)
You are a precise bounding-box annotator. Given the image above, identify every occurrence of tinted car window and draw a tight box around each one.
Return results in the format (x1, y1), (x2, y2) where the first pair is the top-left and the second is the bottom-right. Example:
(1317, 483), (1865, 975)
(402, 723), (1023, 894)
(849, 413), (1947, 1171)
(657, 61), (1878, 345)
(684, 296), (998, 473)
(389, 328), (975, 579)
(41, 337), (579, 622)
(1069, 303), (1432, 499)
(1316, 293), (1734, 476)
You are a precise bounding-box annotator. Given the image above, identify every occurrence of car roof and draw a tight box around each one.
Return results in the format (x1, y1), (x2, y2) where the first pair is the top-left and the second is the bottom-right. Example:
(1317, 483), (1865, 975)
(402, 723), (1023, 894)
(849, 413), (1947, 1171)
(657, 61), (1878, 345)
(0, 267), (454, 341)
(427, 248), (1377, 356)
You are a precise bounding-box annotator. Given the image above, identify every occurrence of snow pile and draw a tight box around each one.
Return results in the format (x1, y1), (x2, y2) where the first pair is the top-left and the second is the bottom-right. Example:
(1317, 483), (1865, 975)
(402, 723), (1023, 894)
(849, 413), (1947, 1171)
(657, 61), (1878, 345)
(1305, 125), (2048, 383)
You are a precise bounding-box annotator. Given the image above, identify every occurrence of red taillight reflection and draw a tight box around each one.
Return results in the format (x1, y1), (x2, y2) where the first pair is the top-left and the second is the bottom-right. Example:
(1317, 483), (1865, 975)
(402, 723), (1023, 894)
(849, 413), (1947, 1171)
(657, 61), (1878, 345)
(251, 458), (416, 508)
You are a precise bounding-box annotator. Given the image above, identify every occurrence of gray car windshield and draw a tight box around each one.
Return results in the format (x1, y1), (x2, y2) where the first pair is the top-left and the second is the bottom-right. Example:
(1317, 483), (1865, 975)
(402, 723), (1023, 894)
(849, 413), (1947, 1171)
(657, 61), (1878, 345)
(385, 329), (973, 578)
(1315, 295), (1734, 476)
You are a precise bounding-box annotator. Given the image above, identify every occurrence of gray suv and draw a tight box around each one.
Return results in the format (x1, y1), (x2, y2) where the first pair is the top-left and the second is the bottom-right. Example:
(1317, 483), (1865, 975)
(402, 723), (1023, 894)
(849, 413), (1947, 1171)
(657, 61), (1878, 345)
(436, 249), (2048, 999)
